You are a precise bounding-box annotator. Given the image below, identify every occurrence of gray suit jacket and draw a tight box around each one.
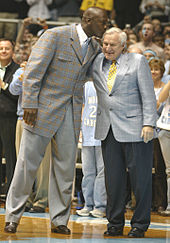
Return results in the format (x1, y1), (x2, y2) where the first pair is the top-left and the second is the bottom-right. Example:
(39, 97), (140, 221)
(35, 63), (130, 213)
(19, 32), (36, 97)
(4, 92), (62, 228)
(22, 24), (100, 142)
(92, 52), (157, 142)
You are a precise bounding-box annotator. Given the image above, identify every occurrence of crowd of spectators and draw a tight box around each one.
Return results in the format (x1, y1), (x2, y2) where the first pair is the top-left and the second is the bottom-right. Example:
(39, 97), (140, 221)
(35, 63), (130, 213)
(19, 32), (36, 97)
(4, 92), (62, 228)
(0, 0), (170, 216)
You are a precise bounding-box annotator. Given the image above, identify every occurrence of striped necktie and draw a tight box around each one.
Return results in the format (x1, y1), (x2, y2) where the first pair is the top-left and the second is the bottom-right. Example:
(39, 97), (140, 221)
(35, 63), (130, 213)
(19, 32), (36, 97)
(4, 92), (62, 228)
(82, 38), (90, 60)
(107, 60), (117, 92)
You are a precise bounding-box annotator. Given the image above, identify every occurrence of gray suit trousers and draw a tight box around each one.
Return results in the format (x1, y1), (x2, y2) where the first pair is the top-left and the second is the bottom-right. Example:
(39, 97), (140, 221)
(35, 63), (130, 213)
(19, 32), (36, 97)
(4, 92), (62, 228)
(5, 102), (77, 226)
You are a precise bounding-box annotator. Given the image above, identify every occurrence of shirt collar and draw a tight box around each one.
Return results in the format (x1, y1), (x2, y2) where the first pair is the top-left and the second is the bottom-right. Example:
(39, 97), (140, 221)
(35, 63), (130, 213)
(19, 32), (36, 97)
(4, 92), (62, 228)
(76, 24), (88, 46)
(104, 54), (122, 66)
(0, 61), (11, 69)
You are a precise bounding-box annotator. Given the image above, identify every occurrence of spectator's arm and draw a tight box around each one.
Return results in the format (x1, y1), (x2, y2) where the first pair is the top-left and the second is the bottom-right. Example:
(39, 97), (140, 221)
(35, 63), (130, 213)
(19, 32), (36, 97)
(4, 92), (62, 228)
(16, 17), (33, 44)
(158, 81), (170, 103)
(9, 68), (24, 95)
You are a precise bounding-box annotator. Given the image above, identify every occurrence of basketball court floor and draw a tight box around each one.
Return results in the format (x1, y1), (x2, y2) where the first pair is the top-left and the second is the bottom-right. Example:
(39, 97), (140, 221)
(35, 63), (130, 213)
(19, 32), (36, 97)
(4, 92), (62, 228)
(0, 203), (169, 243)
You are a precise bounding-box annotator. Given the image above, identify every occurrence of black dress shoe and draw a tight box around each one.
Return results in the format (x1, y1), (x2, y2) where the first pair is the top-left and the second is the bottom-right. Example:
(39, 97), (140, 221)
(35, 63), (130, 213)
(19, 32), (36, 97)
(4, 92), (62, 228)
(104, 226), (123, 236)
(128, 227), (145, 238)
(29, 206), (45, 213)
(51, 225), (71, 235)
(4, 222), (18, 233)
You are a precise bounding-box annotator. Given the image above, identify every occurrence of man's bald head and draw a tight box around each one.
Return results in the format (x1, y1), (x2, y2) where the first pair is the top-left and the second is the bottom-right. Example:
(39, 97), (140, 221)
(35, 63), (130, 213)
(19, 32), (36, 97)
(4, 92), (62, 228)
(82, 7), (107, 19)
(81, 7), (108, 38)
(128, 46), (143, 54)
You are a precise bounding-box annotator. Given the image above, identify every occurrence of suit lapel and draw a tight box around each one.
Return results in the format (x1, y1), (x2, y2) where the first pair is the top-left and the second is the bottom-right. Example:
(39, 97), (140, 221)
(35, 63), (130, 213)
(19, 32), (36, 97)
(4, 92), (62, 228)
(98, 55), (110, 93)
(70, 27), (101, 65)
(70, 25), (82, 64)
(111, 53), (129, 93)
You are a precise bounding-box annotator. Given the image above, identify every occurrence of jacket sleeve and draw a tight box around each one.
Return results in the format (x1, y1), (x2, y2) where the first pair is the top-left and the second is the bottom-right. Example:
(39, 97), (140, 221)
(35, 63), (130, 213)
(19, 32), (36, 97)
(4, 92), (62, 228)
(9, 68), (23, 96)
(22, 28), (57, 109)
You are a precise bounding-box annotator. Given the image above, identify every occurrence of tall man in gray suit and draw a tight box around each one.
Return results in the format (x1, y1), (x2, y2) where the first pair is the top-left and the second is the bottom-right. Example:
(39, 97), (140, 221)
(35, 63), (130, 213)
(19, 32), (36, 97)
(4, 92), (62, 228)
(91, 27), (157, 238)
(4, 7), (108, 234)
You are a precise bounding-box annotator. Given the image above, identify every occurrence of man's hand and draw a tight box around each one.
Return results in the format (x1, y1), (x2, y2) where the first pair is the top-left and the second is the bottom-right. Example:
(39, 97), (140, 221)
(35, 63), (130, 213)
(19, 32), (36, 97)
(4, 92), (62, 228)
(20, 61), (27, 68)
(23, 17), (33, 27)
(0, 79), (8, 90)
(141, 126), (154, 143)
(23, 108), (38, 127)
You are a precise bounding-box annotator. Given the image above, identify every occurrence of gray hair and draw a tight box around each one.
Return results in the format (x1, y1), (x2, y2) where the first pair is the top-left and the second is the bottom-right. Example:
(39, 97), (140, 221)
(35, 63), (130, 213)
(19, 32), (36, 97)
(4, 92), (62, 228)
(102, 27), (127, 46)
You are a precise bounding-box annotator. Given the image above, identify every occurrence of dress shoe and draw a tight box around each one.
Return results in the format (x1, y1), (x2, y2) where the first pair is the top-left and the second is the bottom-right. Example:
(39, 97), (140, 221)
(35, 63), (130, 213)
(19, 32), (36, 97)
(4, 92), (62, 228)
(4, 222), (18, 233)
(51, 225), (71, 235)
(29, 206), (45, 213)
(104, 226), (123, 236)
(128, 227), (145, 238)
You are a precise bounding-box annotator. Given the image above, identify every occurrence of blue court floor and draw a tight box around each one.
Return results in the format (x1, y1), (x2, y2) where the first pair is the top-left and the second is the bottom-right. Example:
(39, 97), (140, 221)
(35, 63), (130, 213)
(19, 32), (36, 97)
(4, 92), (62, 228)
(0, 208), (169, 243)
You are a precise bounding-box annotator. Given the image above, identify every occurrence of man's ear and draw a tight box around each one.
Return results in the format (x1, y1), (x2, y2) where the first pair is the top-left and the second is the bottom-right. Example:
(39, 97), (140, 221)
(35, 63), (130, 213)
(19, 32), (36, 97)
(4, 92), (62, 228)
(122, 43), (127, 53)
(86, 17), (92, 24)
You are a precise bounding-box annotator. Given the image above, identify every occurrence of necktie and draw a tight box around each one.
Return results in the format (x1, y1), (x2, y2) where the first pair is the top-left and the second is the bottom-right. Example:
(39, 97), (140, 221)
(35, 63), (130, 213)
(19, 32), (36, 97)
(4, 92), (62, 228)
(107, 61), (117, 92)
(82, 38), (90, 60)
